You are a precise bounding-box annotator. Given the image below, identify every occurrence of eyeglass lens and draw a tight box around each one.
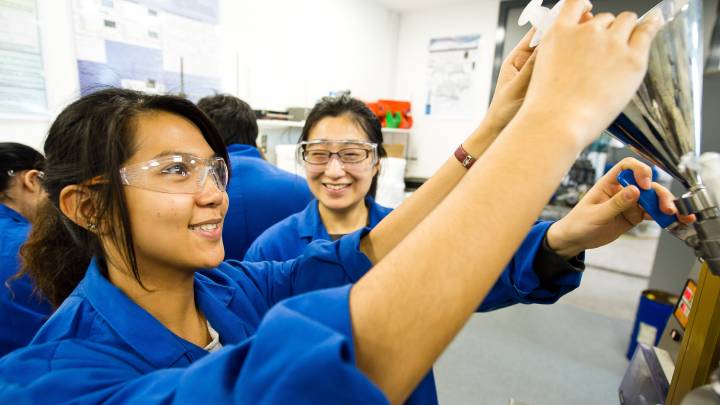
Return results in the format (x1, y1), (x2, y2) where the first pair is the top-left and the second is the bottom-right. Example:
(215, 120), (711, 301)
(123, 156), (228, 194)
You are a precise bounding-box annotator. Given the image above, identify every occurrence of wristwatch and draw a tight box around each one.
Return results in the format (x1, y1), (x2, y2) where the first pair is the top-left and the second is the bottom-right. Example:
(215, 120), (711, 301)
(454, 144), (476, 169)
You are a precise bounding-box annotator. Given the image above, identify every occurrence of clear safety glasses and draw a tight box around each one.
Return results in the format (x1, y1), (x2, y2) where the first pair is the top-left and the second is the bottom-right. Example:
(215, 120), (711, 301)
(297, 140), (378, 173)
(119, 154), (228, 194)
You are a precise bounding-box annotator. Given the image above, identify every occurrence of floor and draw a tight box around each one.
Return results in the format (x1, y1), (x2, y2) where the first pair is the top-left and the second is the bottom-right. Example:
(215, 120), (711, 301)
(433, 233), (661, 405)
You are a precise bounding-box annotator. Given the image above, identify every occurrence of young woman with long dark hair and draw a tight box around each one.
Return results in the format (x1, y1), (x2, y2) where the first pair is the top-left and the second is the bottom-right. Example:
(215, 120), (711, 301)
(0, 6), (677, 403)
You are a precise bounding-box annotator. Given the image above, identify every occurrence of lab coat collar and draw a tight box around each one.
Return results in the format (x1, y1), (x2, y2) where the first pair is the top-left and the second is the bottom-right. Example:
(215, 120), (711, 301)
(296, 199), (328, 240)
(194, 269), (252, 344)
(194, 271), (234, 307)
(227, 143), (262, 159)
(296, 196), (385, 240)
(77, 259), (241, 368)
(0, 203), (28, 224)
(365, 196), (387, 228)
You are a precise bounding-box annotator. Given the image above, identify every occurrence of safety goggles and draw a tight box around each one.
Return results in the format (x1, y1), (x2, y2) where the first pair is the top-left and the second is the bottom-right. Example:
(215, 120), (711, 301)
(119, 154), (228, 194)
(6, 169), (45, 179)
(297, 140), (378, 173)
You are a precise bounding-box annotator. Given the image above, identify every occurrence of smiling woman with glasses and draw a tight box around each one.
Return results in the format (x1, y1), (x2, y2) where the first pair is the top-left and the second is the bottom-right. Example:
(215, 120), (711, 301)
(0, 11), (675, 404)
(245, 96), (393, 262)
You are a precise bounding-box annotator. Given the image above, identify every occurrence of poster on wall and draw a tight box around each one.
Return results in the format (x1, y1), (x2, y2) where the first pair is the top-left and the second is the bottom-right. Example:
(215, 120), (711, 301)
(0, 0), (48, 115)
(71, 0), (221, 101)
(425, 34), (482, 119)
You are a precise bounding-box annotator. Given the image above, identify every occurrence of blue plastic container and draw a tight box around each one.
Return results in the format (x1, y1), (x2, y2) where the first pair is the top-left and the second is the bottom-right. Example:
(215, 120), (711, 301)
(626, 289), (677, 360)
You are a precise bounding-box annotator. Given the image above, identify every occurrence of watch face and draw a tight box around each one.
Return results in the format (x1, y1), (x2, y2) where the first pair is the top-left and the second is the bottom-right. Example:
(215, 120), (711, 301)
(674, 279), (697, 330)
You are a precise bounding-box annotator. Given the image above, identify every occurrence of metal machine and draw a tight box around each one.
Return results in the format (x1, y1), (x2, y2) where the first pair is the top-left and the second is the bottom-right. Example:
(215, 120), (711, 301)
(603, 0), (720, 403)
(605, 0), (720, 275)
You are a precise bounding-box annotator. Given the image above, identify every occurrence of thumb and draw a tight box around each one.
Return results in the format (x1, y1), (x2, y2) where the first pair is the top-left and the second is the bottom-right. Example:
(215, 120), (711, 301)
(504, 51), (537, 97)
(599, 185), (640, 218)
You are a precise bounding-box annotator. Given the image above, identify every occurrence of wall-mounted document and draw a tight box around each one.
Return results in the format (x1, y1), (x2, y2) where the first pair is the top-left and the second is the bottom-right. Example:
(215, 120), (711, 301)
(0, 0), (48, 115)
(71, 0), (221, 101)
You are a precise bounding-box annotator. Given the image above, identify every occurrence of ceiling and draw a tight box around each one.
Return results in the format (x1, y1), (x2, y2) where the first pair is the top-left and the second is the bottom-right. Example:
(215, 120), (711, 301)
(373, 0), (478, 12)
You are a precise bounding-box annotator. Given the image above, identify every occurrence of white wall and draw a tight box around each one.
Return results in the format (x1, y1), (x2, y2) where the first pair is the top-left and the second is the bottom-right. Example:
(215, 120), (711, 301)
(219, 0), (400, 111)
(393, 0), (501, 178)
(1, 0), (400, 149)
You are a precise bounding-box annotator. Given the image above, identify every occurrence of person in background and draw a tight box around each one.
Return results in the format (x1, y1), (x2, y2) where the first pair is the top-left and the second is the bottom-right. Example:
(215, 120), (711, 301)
(244, 95), (391, 262)
(0, 6), (677, 403)
(197, 94), (312, 260)
(0, 143), (52, 356)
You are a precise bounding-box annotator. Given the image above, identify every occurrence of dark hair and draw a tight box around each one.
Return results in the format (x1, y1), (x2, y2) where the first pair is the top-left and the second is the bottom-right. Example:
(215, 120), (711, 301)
(20, 88), (228, 307)
(197, 94), (258, 147)
(300, 95), (387, 197)
(0, 142), (45, 196)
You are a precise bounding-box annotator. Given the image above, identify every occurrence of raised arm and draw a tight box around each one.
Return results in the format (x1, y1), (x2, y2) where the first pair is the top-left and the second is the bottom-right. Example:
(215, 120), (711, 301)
(360, 28), (539, 263)
(350, 2), (663, 403)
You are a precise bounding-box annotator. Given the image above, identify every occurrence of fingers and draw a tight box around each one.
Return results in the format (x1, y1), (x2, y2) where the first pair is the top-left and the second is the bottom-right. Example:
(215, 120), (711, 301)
(512, 49), (532, 71)
(650, 183), (696, 224)
(514, 28), (537, 53)
(678, 213), (697, 224)
(610, 11), (638, 40)
(629, 11), (663, 50)
(627, 182), (695, 226)
(603, 157), (653, 189)
(516, 50), (537, 77)
(506, 29), (536, 71)
(651, 182), (677, 215)
(501, 51), (537, 96)
(556, 0), (593, 25)
(590, 12), (615, 28)
(579, 11), (594, 23)
(618, 185), (640, 207)
(599, 184), (641, 220)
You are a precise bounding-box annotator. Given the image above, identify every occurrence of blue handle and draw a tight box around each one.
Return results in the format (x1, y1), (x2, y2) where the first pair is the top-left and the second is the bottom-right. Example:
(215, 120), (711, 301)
(617, 169), (676, 228)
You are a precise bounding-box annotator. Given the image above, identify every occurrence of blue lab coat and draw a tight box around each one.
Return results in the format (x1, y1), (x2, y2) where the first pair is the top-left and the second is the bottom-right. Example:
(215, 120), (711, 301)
(223, 144), (313, 260)
(245, 196), (392, 262)
(0, 203), (52, 357)
(0, 225), (582, 404)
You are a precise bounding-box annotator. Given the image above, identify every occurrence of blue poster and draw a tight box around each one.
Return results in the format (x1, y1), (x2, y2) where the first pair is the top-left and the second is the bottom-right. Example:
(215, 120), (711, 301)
(77, 60), (121, 95)
(105, 40), (164, 82)
(163, 71), (221, 101)
(78, 40), (220, 101)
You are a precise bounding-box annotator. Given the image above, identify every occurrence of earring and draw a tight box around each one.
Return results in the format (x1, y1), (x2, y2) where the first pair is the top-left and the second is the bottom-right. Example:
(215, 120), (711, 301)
(88, 223), (98, 232)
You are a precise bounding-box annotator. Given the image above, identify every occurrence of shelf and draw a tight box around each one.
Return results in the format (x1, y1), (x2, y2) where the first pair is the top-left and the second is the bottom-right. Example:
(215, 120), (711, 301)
(258, 119), (410, 134)
(382, 128), (411, 135)
(257, 119), (305, 129)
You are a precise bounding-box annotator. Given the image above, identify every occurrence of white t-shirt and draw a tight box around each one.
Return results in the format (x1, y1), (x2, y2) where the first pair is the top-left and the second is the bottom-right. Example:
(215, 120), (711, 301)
(204, 321), (223, 353)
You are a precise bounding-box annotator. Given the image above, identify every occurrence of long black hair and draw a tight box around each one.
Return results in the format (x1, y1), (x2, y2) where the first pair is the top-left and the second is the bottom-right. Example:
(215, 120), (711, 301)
(299, 95), (387, 197)
(21, 88), (228, 307)
(0, 142), (45, 197)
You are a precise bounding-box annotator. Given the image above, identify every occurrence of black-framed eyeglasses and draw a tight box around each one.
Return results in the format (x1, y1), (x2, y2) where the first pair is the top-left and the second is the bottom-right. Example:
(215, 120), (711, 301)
(297, 140), (378, 166)
(303, 148), (376, 164)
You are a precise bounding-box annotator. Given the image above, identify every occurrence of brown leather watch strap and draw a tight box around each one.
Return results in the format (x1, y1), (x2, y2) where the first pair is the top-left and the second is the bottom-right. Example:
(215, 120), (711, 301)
(454, 144), (476, 169)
